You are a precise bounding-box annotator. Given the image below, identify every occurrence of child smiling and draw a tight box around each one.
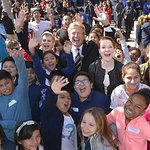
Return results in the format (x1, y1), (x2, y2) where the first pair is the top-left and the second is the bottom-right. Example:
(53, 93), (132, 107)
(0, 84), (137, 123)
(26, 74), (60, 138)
(107, 88), (150, 150)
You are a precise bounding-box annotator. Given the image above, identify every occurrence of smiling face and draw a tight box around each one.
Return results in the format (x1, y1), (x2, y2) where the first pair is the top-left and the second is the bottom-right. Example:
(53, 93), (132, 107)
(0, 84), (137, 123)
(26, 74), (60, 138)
(81, 112), (97, 137)
(2, 61), (17, 79)
(19, 130), (41, 150)
(114, 48), (124, 63)
(130, 49), (140, 62)
(62, 15), (72, 28)
(74, 75), (92, 101)
(43, 53), (58, 72)
(56, 91), (71, 114)
(32, 10), (41, 21)
(69, 27), (85, 48)
(123, 68), (141, 91)
(124, 94), (147, 122)
(41, 35), (55, 51)
(99, 39), (115, 62)
(0, 78), (14, 96)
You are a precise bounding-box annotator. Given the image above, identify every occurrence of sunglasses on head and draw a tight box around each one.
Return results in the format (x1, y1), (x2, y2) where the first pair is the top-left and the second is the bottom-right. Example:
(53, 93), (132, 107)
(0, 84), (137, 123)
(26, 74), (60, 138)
(10, 47), (20, 50)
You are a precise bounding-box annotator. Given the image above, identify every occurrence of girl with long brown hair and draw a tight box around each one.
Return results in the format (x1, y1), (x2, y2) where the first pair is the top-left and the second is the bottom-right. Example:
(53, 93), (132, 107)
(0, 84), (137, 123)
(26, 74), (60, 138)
(78, 107), (116, 150)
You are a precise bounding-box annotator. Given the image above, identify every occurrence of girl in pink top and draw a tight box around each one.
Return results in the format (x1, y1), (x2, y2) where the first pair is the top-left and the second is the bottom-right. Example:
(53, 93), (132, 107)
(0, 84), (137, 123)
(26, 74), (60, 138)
(107, 88), (150, 150)
(144, 104), (150, 150)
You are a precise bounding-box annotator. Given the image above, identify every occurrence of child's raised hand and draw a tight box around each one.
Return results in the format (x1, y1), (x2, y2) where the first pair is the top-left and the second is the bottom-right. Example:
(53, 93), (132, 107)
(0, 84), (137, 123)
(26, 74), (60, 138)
(115, 28), (124, 40)
(20, 2), (29, 13)
(75, 13), (83, 23)
(93, 7), (109, 26)
(51, 76), (69, 94)
(14, 10), (26, 31)
(46, 7), (52, 15)
(28, 32), (39, 55)
(94, 6), (103, 17)
(63, 40), (72, 54)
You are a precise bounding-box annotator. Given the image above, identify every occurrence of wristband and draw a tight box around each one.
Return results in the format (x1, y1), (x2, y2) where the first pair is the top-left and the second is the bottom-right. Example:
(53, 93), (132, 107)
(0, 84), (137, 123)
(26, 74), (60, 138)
(104, 24), (110, 28)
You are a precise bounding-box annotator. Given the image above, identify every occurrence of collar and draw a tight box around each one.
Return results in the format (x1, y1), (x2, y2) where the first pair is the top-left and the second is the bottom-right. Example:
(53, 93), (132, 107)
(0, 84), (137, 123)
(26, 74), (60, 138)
(74, 90), (93, 102)
(71, 45), (83, 61)
(71, 44), (83, 53)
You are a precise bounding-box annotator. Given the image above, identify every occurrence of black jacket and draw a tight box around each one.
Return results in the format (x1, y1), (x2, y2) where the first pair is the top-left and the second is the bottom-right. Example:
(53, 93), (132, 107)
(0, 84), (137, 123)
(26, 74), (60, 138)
(89, 59), (123, 97)
(81, 40), (99, 72)
(40, 88), (63, 150)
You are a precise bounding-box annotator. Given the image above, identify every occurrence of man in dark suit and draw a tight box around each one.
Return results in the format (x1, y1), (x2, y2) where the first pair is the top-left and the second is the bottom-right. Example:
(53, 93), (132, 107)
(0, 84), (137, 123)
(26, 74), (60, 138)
(68, 21), (99, 72)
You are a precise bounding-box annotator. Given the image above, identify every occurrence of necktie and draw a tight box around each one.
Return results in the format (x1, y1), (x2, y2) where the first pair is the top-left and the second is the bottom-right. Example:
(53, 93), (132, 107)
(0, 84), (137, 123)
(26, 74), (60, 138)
(75, 49), (82, 71)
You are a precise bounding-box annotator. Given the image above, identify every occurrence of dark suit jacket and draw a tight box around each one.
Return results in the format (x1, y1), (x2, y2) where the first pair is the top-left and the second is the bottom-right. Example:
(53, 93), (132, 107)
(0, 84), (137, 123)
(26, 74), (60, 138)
(81, 40), (99, 72)
(68, 40), (99, 92)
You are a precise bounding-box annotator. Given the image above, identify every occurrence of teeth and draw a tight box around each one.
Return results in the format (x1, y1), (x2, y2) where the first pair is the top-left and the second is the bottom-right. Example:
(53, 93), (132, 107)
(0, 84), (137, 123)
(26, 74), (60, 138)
(126, 108), (132, 114)
(80, 89), (85, 93)
(74, 39), (79, 42)
(48, 64), (54, 67)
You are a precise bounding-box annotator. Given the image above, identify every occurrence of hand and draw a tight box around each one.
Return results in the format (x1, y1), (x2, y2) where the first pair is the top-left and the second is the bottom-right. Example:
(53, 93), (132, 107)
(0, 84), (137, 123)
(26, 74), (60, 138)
(51, 76), (69, 94)
(94, 6), (103, 17)
(20, 2), (29, 13)
(14, 10), (26, 31)
(46, 7), (52, 15)
(75, 13), (83, 23)
(63, 40), (72, 54)
(93, 6), (110, 26)
(49, 13), (54, 26)
(115, 28), (124, 40)
(28, 32), (39, 55)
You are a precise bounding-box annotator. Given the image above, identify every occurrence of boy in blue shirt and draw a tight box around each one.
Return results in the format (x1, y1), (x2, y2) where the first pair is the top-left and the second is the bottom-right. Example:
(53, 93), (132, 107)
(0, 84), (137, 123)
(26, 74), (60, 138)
(0, 41), (31, 150)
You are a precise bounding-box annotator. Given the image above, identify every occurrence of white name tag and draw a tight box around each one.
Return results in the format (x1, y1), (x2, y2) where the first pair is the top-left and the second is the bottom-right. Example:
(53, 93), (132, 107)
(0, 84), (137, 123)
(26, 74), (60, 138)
(8, 99), (17, 107)
(71, 107), (79, 112)
(128, 126), (140, 134)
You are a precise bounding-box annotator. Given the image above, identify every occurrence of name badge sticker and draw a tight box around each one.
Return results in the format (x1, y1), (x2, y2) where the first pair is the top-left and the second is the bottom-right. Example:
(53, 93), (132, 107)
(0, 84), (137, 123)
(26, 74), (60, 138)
(71, 107), (79, 112)
(127, 126), (140, 134)
(8, 99), (17, 107)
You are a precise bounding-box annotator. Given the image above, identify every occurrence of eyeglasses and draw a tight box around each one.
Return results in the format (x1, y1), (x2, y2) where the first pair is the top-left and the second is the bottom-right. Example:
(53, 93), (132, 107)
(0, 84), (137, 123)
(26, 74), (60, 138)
(74, 79), (90, 87)
(10, 47), (20, 50)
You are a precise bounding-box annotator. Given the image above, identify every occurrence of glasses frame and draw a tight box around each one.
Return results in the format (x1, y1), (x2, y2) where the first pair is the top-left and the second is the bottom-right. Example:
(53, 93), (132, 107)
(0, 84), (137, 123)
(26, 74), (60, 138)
(74, 79), (90, 87)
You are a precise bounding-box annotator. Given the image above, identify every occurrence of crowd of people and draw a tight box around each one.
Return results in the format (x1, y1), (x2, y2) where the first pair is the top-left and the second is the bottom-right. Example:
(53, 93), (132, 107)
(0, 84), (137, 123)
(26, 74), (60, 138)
(0, 0), (149, 149)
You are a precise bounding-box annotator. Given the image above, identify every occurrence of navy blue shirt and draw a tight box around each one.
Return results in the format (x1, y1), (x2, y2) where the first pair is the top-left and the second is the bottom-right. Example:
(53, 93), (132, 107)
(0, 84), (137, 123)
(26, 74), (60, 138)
(70, 90), (111, 125)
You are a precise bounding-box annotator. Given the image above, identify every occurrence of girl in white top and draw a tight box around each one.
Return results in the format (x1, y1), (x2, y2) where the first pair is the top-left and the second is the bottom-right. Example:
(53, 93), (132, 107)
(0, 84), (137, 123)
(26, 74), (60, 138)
(110, 62), (150, 109)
